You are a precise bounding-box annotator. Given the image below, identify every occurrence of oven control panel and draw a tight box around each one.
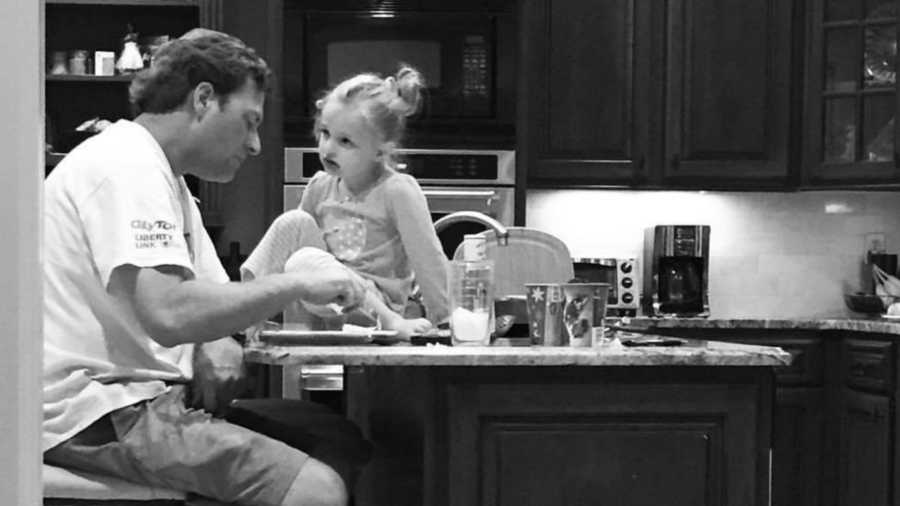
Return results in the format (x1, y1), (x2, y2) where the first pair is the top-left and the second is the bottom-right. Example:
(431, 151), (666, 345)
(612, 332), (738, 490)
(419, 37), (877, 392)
(572, 257), (640, 317)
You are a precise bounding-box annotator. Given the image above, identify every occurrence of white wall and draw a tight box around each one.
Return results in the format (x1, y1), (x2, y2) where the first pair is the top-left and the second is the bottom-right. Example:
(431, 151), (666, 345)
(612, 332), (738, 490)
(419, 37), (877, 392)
(528, 190), (900, 318)
(0, 1), (43, 504)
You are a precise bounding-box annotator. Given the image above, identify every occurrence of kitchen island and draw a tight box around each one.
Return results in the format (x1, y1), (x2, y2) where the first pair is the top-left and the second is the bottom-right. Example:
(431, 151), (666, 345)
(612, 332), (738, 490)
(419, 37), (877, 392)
(246, 339), (790, 506)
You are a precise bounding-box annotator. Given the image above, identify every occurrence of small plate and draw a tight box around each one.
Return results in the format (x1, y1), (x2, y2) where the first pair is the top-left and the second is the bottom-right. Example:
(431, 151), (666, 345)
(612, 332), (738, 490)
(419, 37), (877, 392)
(258, 328), (400, 346)
(881, 314), (900, 320)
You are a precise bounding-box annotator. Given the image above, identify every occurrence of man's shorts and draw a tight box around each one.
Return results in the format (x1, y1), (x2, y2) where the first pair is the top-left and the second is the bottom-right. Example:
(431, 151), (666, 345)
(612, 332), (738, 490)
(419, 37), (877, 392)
(44, 385), (372, 506)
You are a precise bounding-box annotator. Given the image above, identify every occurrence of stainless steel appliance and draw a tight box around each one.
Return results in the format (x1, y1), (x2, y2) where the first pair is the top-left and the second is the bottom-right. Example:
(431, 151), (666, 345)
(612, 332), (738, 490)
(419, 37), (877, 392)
(282, 0), (516, 148)
(571, 258), (640, 317)
(284, 147), (516, 258)
(281, 147), (516, 399)
(645, 225), (710, 317)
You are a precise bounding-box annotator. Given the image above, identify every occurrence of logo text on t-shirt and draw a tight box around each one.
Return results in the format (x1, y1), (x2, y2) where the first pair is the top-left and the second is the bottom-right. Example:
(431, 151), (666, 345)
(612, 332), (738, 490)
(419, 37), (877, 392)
(131, 220), (176, 249)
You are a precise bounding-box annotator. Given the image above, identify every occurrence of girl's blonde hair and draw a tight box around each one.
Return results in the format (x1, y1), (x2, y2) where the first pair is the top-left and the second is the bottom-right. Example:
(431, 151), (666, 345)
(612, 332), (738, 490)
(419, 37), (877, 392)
(315, 65), (425, 159)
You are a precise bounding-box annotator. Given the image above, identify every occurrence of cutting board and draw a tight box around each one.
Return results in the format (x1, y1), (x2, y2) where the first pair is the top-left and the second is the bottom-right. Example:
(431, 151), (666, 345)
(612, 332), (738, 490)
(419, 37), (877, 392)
(258, 328), (400, 346)
(453, 227), (574, 298)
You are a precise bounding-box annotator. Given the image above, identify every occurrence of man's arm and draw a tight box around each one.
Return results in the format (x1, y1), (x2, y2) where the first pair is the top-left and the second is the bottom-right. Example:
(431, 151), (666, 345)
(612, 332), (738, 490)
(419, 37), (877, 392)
(109, 262), (366, 347)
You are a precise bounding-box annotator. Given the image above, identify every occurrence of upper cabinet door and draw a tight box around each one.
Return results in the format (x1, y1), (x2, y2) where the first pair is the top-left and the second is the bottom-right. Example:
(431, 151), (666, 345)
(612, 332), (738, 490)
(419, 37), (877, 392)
(663, 0), (793, 187)
(520, 0), (652, 186)
(803, 0), (900, 185)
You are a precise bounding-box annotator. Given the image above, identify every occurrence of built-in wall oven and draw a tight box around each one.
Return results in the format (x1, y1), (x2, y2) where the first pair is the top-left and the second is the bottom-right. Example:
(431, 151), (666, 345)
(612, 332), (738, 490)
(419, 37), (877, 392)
(281, 147), (515, 399)
(283, 147), (516, 258)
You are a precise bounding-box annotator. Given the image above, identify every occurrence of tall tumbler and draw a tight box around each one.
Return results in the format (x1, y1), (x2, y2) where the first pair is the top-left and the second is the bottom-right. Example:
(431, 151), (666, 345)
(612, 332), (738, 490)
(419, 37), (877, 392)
(448, 259), (494, 346)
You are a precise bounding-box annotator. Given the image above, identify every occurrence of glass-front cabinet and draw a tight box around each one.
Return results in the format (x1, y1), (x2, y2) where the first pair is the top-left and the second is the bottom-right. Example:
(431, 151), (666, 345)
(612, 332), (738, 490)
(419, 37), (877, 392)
(805, 0), (900, 184)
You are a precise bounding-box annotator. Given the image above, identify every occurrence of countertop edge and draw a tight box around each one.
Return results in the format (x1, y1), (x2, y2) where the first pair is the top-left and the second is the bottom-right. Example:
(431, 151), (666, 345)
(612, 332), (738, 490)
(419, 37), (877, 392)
(244, 339), (792, 367)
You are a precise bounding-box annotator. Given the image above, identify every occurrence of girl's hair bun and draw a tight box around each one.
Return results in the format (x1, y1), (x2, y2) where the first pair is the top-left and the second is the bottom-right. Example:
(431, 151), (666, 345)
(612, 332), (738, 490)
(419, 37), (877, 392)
(390, 65), (425, 117)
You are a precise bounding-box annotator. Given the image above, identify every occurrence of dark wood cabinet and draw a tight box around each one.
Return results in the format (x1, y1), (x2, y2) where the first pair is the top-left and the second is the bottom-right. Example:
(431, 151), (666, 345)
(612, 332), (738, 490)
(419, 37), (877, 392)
(651, 329), (829, 506)
(440, 368), (770, 506)
(519, 0), (793, 188)
(802, 0), (900, 186)
(774, 387), (825, 506)
(838, 388), (892, 506)
(347, 365), (773, 506)
(662, 0), (793, 187)
(519, 0), (652, 186)
(44, 0), (225, 227)
(647, 327), (900, 506)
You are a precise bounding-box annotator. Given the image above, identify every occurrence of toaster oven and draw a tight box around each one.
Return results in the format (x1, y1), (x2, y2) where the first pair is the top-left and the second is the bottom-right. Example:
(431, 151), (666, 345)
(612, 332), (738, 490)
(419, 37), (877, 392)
(572, 257), (640, 317)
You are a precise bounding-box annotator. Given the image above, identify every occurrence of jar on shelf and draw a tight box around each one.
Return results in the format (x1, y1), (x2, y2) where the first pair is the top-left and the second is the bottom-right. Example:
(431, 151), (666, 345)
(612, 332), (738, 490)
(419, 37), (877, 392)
(49, 51), (67, 75)
(68, 50), (88, 75)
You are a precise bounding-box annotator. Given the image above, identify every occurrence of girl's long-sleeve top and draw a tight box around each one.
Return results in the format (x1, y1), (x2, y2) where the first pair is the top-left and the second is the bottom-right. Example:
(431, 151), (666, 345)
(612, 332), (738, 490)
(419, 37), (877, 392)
(299, 169), (450, 323)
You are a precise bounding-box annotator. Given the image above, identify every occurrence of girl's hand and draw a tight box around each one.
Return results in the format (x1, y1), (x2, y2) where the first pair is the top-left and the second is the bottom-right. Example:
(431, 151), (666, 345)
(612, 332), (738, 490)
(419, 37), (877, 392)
(383, 315), (433, 340)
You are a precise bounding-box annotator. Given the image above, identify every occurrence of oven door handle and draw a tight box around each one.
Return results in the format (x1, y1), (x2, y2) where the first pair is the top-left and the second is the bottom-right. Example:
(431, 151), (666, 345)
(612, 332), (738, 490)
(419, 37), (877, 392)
(422, 189), (498, 197)
(422, 189), (498, 206)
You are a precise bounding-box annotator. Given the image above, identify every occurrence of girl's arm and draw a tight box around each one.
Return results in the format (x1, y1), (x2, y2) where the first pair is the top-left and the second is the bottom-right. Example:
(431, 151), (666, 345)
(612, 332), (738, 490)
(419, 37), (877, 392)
(390, 176), (450, 323)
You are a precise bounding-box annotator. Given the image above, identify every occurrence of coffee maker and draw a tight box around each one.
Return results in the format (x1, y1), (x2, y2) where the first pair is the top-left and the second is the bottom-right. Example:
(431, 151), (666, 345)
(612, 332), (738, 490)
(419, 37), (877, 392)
(645, 225), (710, 317)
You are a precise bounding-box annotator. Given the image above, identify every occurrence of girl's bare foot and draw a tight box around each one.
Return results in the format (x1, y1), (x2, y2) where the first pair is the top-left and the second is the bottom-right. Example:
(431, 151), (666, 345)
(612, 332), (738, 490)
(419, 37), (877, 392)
(382, 314), (433, 339)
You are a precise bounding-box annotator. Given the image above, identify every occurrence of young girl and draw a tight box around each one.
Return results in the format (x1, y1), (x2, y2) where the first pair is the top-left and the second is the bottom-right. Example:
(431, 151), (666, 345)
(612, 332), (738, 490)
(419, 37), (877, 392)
(297, 65), (449, 338)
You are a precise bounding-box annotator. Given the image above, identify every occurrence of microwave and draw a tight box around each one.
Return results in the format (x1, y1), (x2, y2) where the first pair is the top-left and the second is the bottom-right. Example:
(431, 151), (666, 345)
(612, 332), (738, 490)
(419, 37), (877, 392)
(282, 0), (516, 148)
(572, 258), (640, 317)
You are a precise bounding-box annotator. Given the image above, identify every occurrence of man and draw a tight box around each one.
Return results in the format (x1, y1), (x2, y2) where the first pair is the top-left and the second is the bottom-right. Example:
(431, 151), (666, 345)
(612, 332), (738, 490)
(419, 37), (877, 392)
(42, 29), (370, 506)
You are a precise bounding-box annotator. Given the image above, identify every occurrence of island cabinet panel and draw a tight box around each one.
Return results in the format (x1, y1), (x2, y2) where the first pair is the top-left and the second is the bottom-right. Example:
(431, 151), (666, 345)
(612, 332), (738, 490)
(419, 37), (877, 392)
(345, 365), (774, 506)
(427, 367), (772, 506)
(481, 421), (714, 506)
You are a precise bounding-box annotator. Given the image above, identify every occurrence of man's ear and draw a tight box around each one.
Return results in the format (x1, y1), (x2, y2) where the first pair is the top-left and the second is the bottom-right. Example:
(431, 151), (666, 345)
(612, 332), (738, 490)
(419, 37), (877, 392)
(191, 82), (216, 118)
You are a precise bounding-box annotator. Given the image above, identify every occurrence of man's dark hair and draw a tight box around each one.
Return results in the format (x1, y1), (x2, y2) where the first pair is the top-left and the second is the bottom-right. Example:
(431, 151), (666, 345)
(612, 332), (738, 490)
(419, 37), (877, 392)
(129, 29), (271, 114)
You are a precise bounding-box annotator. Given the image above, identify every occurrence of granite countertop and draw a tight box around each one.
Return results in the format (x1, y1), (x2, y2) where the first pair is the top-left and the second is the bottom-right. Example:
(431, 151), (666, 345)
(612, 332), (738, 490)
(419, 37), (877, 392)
(625, 316), (900, 334)
(244, 338), (792, 367)
(243, 316), (898, 368)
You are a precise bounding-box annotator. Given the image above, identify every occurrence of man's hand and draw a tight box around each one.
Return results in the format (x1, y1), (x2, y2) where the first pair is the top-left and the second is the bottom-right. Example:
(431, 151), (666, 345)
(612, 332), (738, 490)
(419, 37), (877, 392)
(284, 248), (368, 311)
(298, 264), (368, 311)
(189, 336), (249, 417)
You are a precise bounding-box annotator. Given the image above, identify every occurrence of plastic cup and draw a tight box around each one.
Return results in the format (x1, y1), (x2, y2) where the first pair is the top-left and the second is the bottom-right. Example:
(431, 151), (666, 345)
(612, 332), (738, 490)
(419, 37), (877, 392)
(448, 260), (494, 346)
(525, 283), (565, 346)
(586, 283), (611, 346)
(560, 283), (595, 347)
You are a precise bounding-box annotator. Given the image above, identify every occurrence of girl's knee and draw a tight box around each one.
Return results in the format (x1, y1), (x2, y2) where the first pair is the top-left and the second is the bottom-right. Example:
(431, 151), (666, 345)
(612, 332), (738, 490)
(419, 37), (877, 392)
(274, 209), (316, 230)
(281, 458), (348, 506)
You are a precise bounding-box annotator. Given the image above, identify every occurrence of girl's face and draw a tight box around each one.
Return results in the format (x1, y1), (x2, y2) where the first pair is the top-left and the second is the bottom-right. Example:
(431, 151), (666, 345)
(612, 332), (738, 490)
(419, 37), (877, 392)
(316, 99), (384, 184)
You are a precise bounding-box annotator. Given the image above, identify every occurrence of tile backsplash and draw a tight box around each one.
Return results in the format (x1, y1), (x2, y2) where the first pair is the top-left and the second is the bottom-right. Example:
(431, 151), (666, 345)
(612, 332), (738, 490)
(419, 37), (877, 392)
(527, 190), (900, 318)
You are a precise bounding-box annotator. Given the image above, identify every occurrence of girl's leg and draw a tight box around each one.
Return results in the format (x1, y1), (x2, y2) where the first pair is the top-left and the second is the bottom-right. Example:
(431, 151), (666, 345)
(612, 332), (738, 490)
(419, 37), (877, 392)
(362, 291), (432, 340)
(241, 209), (327, 281)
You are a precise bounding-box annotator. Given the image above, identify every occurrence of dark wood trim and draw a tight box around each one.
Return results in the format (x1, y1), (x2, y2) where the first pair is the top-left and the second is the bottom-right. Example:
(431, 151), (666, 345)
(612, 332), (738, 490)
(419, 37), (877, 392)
(198, 0), (223, 30)
(46, 0), (196, 5)
(46, 74), (132, 82)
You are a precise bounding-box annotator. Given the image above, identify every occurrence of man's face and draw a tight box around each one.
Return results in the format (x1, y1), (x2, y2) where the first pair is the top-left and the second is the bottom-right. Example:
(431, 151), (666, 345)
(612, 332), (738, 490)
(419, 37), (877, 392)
(316, 100), (384, 183)
(190, 78), (265, 183)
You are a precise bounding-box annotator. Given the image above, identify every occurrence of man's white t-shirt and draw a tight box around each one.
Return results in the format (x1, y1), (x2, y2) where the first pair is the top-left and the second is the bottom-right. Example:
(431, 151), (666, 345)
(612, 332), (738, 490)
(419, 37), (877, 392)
(43, 120), (229, 452)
